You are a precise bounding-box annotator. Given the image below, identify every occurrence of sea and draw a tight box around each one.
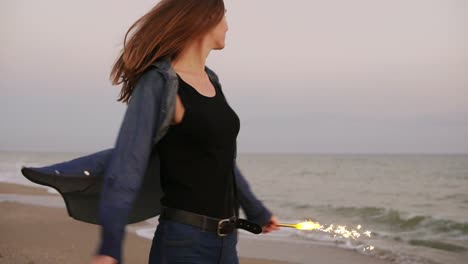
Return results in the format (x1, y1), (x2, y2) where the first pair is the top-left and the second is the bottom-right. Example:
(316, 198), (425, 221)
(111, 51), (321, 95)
(1, 151), (467, 264)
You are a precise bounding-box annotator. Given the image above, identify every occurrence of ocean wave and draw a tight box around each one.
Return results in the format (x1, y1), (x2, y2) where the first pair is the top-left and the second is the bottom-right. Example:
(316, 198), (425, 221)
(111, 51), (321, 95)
(408, 239), (467, 252)
(324, 206), (468, 237)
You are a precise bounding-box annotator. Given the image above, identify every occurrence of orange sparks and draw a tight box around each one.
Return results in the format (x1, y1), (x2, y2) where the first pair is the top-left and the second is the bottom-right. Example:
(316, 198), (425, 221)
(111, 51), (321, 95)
(277, 220), (374, 251)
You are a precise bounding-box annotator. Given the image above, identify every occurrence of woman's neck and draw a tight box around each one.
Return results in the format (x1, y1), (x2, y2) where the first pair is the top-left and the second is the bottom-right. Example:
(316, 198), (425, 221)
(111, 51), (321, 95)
(171, 39), (211, 76)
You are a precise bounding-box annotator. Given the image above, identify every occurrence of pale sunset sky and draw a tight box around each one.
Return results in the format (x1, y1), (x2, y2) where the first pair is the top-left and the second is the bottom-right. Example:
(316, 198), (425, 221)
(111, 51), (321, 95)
(1, 0), (467, 153)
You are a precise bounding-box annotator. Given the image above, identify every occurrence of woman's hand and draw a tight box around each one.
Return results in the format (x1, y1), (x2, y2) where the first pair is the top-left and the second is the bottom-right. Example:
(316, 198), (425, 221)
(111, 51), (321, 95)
(262, 215), (280, 233)
(90, 255), (118, 264)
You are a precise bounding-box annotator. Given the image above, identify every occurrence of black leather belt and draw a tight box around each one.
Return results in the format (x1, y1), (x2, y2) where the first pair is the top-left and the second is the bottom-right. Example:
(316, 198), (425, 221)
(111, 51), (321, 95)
(159, 206), (262, 236)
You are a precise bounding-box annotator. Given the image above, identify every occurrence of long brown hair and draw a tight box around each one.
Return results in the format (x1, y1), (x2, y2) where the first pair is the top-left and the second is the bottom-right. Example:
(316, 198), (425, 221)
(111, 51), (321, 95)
(110, 0), (226, 104)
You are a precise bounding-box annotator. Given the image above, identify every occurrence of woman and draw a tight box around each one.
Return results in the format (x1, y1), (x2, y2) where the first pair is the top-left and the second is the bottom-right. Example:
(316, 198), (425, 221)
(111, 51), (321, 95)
(90, 0), (279, 263)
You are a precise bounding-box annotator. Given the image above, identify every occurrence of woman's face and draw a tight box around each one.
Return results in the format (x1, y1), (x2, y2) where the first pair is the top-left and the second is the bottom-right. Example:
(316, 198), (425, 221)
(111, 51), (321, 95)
(207, 13), (228, 50)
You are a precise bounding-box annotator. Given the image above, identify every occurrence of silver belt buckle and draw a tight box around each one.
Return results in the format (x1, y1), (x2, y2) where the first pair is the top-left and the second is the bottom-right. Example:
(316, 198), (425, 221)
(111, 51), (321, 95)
(217, 217), (236, 237)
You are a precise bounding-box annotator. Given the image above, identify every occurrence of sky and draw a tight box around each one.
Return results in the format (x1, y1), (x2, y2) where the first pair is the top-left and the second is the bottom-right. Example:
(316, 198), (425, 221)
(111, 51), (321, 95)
(1, 0), (467, 154)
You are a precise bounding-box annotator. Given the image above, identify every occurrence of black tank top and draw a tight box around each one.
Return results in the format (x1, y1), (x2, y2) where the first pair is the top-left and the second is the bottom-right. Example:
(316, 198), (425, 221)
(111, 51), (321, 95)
(156, 72), (240, 219)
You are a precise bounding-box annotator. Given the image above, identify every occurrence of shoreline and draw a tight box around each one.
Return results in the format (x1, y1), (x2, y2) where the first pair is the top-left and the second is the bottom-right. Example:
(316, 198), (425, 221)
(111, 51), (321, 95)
(0, 182), (57, 195)
(1, 182), (392, 264)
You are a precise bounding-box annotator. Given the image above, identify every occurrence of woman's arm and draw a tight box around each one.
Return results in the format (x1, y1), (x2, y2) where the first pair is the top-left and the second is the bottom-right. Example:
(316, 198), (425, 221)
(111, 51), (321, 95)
(233, 161), (273, 228)
(95, 69), (164, 263)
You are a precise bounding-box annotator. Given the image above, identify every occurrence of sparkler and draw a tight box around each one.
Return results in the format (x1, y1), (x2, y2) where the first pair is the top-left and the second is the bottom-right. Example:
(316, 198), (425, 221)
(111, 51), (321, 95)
(278, 220), (374, 251)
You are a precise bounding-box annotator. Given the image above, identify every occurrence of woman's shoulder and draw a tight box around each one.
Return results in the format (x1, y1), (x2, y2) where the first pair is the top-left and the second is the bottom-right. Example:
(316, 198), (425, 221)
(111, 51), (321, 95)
(204, 66), (225, 96)
(140, 65), (167, 82)
(128, 66), (167, 105)
(136, 66), (167, 92)
(204, 66), (220, 83)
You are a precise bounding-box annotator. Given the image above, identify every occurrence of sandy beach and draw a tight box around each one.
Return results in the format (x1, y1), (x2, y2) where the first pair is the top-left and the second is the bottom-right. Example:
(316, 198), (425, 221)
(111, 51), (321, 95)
(0, 182), (393, 264)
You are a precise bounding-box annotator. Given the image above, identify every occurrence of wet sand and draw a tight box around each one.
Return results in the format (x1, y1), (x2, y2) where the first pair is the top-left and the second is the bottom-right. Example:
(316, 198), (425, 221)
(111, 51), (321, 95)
(0, 182), (55, 195)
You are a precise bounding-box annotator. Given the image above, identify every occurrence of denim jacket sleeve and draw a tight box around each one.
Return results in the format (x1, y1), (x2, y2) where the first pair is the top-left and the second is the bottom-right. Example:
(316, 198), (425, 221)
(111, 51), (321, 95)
(95, 69), (164, 263)
(234, 161), (273, 228)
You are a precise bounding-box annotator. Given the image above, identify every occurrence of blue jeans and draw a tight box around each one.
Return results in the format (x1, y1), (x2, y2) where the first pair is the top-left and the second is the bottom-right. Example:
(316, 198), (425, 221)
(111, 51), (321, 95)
(148, 218), (239, 264)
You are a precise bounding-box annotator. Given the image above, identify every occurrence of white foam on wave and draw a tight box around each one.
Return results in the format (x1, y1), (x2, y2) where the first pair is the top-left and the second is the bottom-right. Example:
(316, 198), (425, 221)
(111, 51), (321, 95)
(135, 227), (156, 240)
(1, 164), (60, 194)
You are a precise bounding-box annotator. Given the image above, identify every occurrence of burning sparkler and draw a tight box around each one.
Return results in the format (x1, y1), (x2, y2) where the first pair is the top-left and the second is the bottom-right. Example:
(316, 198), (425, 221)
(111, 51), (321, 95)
(278, 220), (374, 251)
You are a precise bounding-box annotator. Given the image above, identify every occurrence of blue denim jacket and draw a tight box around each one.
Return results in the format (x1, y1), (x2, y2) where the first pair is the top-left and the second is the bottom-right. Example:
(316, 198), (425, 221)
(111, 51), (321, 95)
(20, 55), (272, 263)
